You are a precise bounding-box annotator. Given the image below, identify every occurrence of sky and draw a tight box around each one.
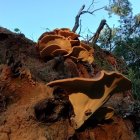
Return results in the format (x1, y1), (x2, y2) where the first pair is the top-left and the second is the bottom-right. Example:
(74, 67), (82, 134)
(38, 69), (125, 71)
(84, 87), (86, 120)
(0, 0), (139, 41)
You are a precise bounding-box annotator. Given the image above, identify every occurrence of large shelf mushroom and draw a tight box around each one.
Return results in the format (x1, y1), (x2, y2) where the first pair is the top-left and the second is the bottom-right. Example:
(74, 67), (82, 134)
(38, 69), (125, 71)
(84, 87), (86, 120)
(47, 70), (131, 129)
(36, 28), (94, 64)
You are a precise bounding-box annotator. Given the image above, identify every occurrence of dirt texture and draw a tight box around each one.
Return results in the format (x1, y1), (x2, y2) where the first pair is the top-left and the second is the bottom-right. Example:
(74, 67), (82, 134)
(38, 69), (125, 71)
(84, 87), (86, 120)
(0, 27), (139, 140)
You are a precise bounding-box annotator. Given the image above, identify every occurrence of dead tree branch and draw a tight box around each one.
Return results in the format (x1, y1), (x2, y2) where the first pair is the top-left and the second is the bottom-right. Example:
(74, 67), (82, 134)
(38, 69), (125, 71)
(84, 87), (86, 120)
(72, 5), (85, 32)
(72, 1), (105, 32)
(92, 19), (106, 45)
(78, 19), (82, 35)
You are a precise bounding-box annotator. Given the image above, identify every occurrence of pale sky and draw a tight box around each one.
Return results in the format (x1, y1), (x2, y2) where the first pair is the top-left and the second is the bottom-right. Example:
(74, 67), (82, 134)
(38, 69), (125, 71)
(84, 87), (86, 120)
(0, 0), (139, 41)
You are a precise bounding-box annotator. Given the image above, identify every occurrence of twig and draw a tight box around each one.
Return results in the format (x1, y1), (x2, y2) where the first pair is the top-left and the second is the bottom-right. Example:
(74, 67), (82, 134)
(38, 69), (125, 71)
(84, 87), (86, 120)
(81, 6), (105, 15)
(87, 0), (94, 11)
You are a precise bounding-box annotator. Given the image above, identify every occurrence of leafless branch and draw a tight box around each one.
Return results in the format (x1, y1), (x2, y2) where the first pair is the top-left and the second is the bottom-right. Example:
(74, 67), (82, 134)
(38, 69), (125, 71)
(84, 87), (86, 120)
(88, 29), (94, 35)
(87, 0), (94, 11)
(72, 4), (85, 32)
(81, 6), (105, 15)
(78, 19), (82, 34)
(92, 19), (106, 45)
(72, 1), (105, 32)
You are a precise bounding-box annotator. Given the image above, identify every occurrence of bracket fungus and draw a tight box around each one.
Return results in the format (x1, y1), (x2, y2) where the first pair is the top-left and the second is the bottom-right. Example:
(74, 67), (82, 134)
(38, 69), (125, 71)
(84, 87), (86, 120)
(47, 70), (131, 129)
(93, 106), (115, 122)
(37, 28), (94, 64)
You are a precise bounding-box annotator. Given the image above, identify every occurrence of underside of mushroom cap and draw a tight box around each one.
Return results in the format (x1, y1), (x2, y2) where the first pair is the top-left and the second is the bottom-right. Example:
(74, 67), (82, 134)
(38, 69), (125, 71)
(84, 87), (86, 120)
(39, 35), (64, 44)
(70, 46), (94, 64)
(38, 35), (64, 51)
(47, 70), (131, 98)
(47, 70), (131, 129)
(70, 40), (80, 46)
(40, 44), (61, 58)
(93, 106), (115, 121)
(52, 49), (70, 56)
(70, 46), (86, 57)
(40, 38), (72, 58)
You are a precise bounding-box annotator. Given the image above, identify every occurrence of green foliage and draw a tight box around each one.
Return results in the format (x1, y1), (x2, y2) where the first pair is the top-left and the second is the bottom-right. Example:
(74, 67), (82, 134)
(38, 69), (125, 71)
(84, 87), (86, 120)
(94, 58), (113, 71)
(113, 11), (140, 100)
(99, 0), (140, 100)
(135, 13), (140, 26)
(127, 69), (140, 99)
(98, 27), (111, 50)
(14, 28), (21, 33)
(106, 0), (132, 16)
(98, 27), (119, 51)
